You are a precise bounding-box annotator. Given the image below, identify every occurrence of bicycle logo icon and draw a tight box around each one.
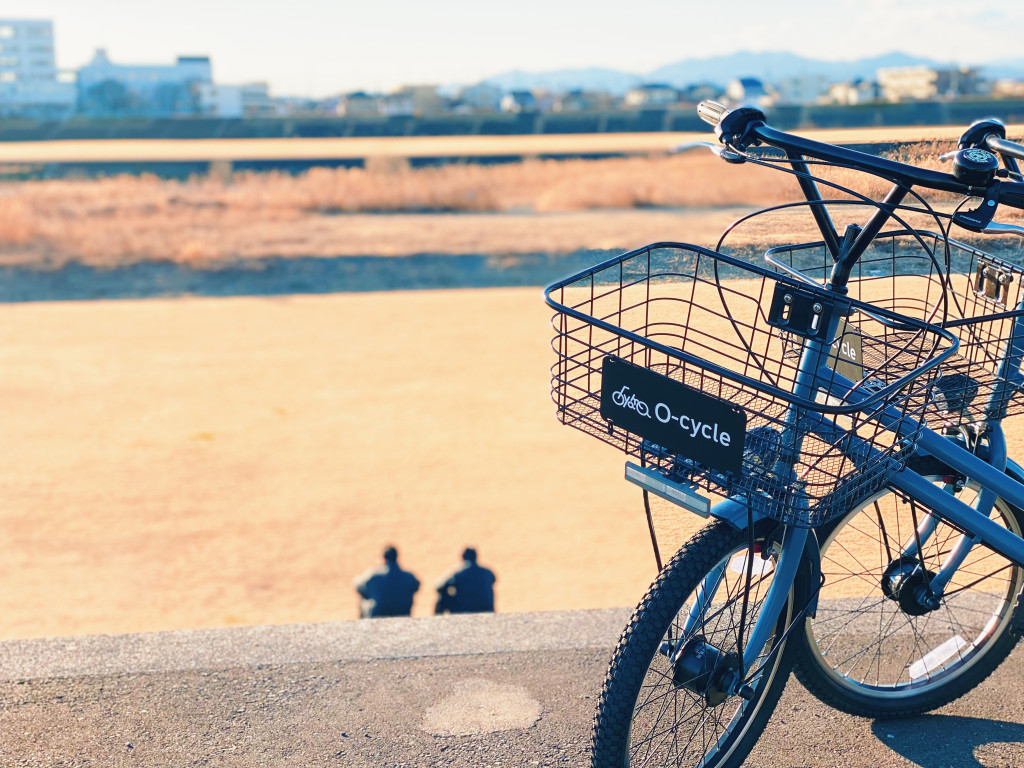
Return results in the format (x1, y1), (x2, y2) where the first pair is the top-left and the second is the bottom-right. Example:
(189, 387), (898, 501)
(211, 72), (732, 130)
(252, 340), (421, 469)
(612, 385), (651, 418)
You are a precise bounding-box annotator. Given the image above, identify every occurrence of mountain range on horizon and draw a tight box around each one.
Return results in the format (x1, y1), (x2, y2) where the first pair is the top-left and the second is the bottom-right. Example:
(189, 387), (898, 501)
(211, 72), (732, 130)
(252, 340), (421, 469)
(478, 51), (1024, 95)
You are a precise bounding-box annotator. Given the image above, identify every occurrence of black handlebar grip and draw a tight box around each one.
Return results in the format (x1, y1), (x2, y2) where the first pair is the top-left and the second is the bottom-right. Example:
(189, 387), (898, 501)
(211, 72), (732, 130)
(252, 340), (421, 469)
(959, 118), (1006, 150)
(698, 100), (728, 127)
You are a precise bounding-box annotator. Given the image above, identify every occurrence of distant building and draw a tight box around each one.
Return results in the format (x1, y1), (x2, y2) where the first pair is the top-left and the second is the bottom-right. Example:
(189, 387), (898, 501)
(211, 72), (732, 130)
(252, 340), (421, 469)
(877, 66), (986, 102)
(678, 82), (723, 104)
(553, 89), (617, 112)
(500, 90), (537, 113)
(725, 77), (774, 107)
(828, 79), (882, 106)
(197, 82), (274, 117)
(531, 89), (556, 113)
(391, 84), (444, 116)
(457, 83), (502, 112)
(77, 48), (212, 116)
(337, 91), (380, 116)
(994, 79), (1024, 99)
(877, 66), (939, 101)
(380, 91), (414, 117)
(237, 83), (276, 116)
(624, 83), (680, 107)
(775, 74), (832, 105)
(0, 19), (76, 118)
(272, 95), (321, 116)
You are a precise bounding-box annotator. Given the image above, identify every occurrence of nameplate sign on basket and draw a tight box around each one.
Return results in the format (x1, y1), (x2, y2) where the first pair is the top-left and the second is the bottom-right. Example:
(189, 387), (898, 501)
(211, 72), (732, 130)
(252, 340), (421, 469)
(828, 318), (864, 382)
(600, 356), (746, 474)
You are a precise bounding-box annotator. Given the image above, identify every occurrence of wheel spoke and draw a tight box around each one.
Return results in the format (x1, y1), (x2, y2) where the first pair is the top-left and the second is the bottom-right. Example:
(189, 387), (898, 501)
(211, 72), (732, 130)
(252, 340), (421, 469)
(798, 476), (1024, 716)
(593, 520), (795, 768)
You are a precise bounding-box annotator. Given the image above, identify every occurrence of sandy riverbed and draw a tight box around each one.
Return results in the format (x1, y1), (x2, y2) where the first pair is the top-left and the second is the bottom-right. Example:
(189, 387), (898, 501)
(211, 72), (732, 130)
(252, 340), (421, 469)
(3, 274), (1022, 640)
(0, 288), (683, 639)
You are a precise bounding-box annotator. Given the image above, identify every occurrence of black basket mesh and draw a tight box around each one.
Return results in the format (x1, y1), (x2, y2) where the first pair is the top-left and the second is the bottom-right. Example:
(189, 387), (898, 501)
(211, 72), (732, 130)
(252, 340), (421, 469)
(767, 230), (1024, 429)
(546, 242), (958, 528)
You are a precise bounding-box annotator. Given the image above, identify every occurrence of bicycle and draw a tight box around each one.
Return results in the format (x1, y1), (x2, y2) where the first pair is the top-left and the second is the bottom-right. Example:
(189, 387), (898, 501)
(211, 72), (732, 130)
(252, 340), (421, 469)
(545, 101), (1024, 767)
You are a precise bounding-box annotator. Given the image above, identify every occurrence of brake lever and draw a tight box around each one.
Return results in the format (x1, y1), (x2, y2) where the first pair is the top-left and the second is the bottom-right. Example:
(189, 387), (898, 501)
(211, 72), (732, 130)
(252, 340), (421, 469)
(951, 148), (1002, 232)
(952, 184), (1000, 232)
(671, 141), (746, 164)
(983, 220), (1024, 238)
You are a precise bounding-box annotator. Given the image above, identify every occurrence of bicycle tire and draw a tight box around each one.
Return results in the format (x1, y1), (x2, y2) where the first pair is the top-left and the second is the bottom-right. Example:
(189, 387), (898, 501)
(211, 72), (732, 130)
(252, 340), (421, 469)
(592, 519), (798, 768)
(793, 455), (1024, 718)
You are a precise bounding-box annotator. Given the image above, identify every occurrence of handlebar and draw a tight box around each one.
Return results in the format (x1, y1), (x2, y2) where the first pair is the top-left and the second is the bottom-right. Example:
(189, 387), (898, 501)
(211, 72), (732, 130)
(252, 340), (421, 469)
(697, 100), (1024, 228)
(986, 134), (1024, 162)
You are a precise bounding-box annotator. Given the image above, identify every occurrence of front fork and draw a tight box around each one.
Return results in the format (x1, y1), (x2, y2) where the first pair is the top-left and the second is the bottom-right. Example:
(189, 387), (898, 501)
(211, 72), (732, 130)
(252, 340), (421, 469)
(668, 299), (838, 701)
(670, 522), (810, 702)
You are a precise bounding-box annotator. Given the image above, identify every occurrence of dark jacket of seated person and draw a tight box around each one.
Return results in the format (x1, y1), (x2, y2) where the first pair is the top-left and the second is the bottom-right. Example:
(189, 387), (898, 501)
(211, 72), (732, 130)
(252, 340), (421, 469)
(354, 546), (420, 618)
(435, 547), (496, 614)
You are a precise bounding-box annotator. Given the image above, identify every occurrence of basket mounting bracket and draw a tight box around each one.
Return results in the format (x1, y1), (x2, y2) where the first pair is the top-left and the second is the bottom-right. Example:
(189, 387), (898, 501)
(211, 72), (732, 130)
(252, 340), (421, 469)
(975, 257), (1014, 306)
(767, 284), (836, 339)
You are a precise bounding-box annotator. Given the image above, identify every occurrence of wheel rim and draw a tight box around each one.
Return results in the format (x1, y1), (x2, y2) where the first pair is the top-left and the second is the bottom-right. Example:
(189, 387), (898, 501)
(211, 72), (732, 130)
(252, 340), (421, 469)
(806, 478), (1023, 700)
(625, 541), (791, 767)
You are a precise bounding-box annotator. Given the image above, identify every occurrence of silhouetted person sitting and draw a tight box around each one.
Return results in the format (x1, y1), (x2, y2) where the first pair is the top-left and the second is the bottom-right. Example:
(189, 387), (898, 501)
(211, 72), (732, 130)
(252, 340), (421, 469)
(435, 547), (496, 614)
(354, 545), (420, 618)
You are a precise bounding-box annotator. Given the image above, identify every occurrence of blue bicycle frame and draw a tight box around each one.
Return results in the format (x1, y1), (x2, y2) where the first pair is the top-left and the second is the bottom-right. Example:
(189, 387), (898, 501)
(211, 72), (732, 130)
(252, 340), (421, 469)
(693, 290), (1024, 675)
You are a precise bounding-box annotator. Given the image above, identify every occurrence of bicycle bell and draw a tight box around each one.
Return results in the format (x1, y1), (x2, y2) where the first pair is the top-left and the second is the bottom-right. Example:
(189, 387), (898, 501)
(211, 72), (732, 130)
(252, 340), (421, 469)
(951, 147), (999, 186)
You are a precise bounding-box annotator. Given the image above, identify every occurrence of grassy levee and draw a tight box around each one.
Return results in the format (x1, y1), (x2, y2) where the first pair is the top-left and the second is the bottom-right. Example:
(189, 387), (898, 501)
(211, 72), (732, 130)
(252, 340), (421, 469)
(3, 127), (1023, 269)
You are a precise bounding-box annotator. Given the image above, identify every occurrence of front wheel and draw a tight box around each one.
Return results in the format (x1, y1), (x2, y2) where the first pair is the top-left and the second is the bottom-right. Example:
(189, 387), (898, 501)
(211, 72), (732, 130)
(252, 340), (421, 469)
(793, 463), (1024, 718)
(592, 519), (798, 768)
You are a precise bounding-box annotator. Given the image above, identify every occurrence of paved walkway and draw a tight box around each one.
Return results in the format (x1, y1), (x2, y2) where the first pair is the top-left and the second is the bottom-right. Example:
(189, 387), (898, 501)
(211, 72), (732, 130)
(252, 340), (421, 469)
(0, 609), (1022, 767)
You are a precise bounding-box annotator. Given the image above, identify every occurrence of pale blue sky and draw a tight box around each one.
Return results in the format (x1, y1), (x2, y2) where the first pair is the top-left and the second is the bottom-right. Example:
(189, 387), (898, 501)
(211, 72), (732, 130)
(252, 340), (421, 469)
(4, 0), (1021, 97)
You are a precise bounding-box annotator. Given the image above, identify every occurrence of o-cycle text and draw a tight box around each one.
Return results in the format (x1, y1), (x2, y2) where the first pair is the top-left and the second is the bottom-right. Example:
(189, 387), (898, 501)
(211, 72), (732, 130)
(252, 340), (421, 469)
(612, 385), (733, 447)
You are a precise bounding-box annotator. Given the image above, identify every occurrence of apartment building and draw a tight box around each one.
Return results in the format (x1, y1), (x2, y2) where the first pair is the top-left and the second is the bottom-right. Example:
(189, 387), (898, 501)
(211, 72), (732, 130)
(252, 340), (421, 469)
(877, 65), (987, 102)
(77, 48), (213, 116)
(0, 18), (75, 118)
(197, 82), (275, 117)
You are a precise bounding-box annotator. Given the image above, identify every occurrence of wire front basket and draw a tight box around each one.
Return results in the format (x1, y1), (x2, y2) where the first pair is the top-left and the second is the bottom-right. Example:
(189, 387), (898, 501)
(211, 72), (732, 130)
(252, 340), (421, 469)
(767, 230), (1024, 430)
(546, 242), (958, 528)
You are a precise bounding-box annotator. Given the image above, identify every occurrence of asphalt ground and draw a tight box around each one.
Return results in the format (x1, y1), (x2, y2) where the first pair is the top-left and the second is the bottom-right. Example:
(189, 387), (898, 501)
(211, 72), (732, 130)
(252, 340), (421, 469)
(0, 609), (1022, 768)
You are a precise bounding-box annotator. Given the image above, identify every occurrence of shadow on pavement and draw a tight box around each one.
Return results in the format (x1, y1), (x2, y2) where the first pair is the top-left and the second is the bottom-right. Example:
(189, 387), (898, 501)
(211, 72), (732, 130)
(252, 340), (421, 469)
(871, 714), (1024, 767)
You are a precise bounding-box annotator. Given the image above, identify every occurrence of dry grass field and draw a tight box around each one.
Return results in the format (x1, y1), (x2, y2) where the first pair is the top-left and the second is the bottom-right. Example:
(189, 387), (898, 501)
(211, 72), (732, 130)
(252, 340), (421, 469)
(2, 132), (1024, 640)
(3, 137), (1011, 268)
(0, 152), (794, 267)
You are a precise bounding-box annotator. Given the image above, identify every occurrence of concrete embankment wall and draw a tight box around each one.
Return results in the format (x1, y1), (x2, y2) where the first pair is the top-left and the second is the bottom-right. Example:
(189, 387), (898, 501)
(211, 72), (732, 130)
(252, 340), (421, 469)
(1, 609), (1022, 767)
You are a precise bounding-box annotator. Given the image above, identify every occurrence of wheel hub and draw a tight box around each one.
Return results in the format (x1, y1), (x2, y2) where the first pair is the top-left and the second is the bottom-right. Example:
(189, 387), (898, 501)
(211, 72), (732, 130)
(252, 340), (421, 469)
(882, 557), (941, 616)
(669, 636), (740, 706)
